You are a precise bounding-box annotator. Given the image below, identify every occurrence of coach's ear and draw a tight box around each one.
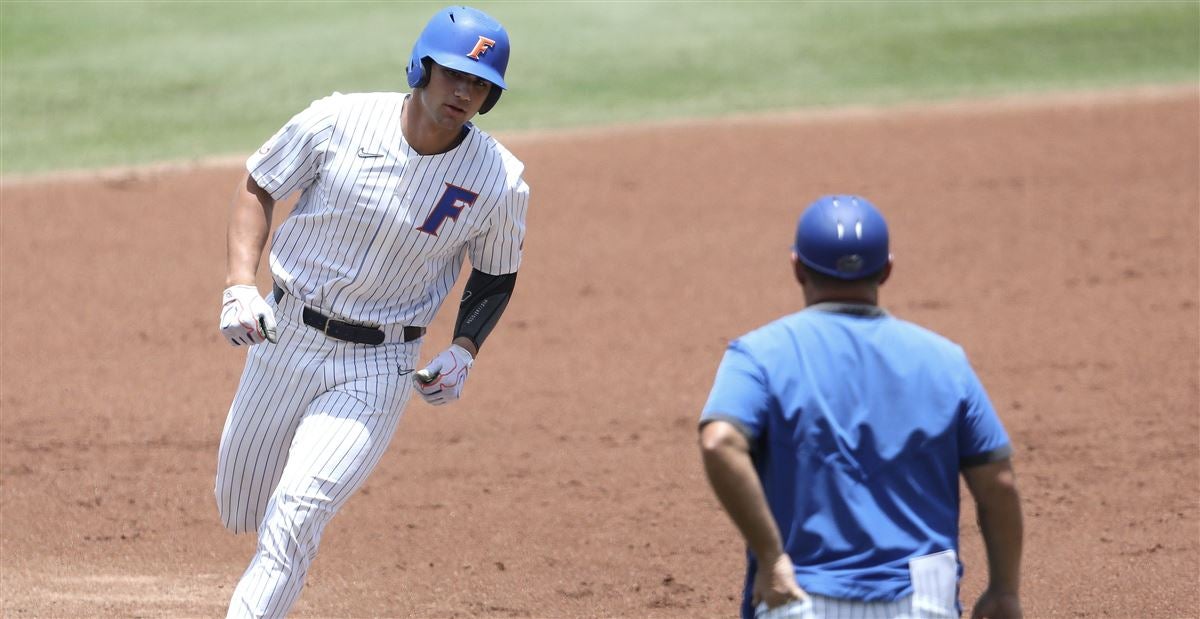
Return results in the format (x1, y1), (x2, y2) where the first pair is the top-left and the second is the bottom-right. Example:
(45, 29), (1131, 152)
(877, 256), (894, 286)
(791, 252), (807, 287)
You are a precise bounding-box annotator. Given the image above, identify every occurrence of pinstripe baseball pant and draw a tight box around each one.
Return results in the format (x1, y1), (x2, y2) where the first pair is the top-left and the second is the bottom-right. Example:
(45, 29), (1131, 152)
(755, 593), (957, 619)
(754, 550), (961, 619)
(215, 291), (420, 618)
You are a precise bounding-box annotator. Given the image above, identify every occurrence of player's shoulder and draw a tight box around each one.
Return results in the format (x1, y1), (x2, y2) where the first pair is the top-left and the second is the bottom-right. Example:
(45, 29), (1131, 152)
(466, 125), (528, 188)
(300, 91), (406, 119)
(312, 91), (404, 106)
(467, 125), (523, 166)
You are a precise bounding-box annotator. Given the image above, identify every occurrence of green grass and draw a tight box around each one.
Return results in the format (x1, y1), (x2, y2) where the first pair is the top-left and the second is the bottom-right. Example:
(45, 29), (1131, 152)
(1, 1), (1197, 174)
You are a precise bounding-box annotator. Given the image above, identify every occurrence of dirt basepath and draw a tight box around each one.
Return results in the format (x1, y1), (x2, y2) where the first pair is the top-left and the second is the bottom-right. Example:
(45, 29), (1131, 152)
(2, 87), (1197, 618)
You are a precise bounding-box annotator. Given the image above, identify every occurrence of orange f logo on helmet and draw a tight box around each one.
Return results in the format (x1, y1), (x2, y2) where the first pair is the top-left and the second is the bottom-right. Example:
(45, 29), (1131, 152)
(466, 36), (496, 60)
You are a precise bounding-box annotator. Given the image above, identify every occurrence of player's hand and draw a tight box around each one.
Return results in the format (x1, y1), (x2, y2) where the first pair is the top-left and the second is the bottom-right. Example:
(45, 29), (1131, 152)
(413, 344), (474, 406)
(970, 588), (1022, 619)
(751, 552), (807, 615)
(219, 284), (278, 346)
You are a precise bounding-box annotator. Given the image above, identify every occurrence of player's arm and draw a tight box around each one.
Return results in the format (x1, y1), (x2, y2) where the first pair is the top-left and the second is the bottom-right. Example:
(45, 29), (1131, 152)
(699, 420), (804, 609)
(226, 173), (275, 287)
(218, 173), (279, 346)
(413, 269), (517, 405)
(227, 93), (335, 287)
(963, 458), (1024, 619)
(451, 268), (517, 356)
(417, 172), (525, 401)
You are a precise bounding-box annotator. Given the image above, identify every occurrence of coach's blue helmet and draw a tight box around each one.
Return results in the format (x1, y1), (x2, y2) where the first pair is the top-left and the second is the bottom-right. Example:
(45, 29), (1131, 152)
(407, 5), (510, 114)
(794, 195), (891, 279)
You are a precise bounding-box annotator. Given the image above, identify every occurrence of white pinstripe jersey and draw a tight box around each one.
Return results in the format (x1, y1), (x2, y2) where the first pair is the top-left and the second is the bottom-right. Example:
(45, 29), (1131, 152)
(247, 91), (529, 327)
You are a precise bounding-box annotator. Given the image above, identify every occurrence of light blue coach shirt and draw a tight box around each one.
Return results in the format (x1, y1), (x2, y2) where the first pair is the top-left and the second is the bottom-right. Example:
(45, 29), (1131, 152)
(701, 303), (1012, 616)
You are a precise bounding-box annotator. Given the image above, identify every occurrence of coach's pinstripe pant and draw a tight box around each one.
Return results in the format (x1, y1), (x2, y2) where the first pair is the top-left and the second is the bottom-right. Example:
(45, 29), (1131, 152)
(754, 549), (961, 619)
(755, 593), (957, 619)
(215, 291), (420, 618)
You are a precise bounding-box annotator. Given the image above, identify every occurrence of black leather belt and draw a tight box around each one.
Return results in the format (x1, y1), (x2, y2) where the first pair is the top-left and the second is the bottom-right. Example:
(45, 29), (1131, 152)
(273, 284), (424, 345)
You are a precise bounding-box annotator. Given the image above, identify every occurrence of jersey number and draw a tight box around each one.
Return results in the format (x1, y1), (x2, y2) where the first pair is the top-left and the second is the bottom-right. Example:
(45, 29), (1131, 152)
(417, 184), (479, 236)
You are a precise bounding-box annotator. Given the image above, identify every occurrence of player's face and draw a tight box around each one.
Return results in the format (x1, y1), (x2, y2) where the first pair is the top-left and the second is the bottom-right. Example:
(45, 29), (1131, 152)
(420, 63), (492, 127)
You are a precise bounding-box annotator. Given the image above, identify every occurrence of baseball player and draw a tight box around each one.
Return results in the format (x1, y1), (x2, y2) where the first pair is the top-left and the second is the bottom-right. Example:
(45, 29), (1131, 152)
(213, 6), (527, 617)
(698, 196), (1024, 619)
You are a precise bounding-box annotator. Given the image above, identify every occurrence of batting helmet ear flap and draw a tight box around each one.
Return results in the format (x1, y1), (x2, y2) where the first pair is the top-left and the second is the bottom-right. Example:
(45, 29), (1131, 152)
(407, 57), (432, 89)
(479, 87), (502, 114)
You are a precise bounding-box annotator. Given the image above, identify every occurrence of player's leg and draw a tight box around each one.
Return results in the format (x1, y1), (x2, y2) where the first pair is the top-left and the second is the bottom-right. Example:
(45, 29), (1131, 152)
(226, 369), (413, 618)
(214, 306), (325, 534)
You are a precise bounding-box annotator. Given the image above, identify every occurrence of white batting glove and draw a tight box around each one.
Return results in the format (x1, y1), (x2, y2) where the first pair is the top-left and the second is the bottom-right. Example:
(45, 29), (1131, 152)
(413, 344), (474, 406)
(219, 285), (278, 346)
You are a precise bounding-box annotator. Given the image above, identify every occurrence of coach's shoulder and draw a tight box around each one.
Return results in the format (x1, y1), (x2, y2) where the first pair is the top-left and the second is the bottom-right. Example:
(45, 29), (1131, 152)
(890, 315), (971, 361)
(734, 315), (797, 354)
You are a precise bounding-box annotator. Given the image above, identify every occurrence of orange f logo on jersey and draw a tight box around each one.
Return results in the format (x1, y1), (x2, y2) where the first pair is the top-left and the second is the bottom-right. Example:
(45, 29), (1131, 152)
(466, 36), (496, 60)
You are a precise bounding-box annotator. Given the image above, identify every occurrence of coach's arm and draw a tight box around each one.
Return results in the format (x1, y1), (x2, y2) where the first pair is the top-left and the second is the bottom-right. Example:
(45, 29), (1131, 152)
(963, 458), (1024, 619)
(700, 420), (806, 611)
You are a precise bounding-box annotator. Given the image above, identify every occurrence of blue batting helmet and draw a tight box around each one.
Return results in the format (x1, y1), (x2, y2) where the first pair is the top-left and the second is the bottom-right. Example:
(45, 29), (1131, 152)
(406, 6), (510, 114)
(794, 195), (890, 280)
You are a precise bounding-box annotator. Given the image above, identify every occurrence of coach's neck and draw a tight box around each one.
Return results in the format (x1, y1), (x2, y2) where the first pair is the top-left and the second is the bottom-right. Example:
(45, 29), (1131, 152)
(793, 256), (892, 307)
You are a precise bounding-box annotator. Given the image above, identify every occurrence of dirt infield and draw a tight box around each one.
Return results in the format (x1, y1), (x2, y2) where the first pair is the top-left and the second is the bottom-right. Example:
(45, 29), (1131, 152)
(2, 87), (1197, 618)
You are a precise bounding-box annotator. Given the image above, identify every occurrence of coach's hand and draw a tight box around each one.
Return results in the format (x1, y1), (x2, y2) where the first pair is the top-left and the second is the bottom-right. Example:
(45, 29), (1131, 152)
(971, 587), (1022, 619)
(220, 285), (278, 346)
(752, 552), (807, 614)
(413, 344), (474, 406)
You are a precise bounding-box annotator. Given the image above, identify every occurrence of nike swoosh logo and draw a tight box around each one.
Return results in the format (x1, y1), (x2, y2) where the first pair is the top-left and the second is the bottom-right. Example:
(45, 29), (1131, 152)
(358, 147), (384, 158)
(397, 368), (413, 376)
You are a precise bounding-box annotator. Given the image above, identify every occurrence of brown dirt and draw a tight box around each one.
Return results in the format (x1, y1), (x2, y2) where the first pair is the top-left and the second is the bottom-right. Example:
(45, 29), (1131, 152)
(2, 87), (1197, 618)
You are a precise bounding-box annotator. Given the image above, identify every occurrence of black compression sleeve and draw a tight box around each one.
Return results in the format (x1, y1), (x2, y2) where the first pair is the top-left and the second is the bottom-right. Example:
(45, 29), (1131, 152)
(454, 269), (517, 351)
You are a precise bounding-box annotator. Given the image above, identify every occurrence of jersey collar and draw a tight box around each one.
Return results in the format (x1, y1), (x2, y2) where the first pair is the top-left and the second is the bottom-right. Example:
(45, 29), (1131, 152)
(807, 302), (887, 317)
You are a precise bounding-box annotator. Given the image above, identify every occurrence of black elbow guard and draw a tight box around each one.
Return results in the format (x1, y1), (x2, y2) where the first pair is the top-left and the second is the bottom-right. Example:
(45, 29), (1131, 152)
(454, 269), (517, 350)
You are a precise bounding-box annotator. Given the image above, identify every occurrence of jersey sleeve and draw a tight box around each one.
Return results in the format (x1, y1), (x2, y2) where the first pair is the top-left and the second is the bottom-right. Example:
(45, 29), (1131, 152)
(468, 177), (528, 275)
(956, 355), (1013, 468)
(700, 339), (771, 441)
(245, 94), (340, 201)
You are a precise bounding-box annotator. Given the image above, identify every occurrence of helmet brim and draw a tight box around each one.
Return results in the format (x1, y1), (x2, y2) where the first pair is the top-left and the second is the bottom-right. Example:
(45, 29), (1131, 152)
(425, 53), (507, 90)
